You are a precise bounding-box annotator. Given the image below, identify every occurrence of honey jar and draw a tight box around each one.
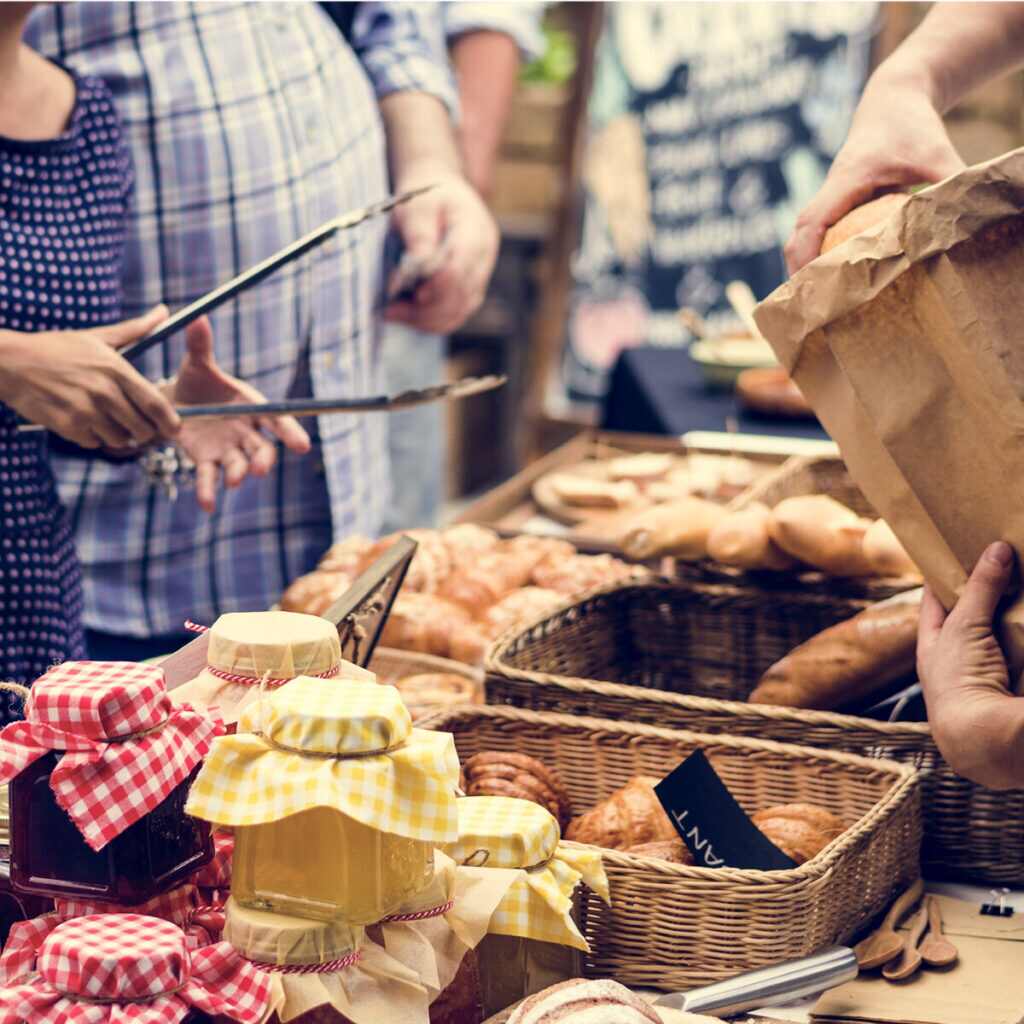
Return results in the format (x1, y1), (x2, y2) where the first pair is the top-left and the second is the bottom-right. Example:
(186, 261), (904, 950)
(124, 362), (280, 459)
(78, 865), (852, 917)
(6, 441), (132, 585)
(187, 676), (460, 925)
(171, 610), (356, 727)
(442, 796), (609, 1018)
(0, 662), (220, 904)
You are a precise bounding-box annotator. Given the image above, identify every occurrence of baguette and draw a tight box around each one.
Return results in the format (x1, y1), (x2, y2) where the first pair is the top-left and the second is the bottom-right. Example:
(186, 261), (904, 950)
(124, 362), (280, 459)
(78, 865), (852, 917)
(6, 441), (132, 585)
(863, 519), (920, 578)
(768, 495), (875, 576)
(749, 594), (921, 710)
(619, 496), (722, 560)
(706, 502), (795, 570)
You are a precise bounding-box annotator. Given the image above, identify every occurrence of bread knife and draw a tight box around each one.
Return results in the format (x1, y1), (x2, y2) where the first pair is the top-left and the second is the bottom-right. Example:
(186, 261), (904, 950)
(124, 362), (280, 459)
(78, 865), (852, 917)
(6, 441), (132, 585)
(654, 945), (857, 1016)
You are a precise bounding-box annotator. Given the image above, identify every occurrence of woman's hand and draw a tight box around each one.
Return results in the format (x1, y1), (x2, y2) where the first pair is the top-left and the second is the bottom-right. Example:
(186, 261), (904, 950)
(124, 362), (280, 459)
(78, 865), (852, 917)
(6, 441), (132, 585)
(918, 541), (1024, 789)
(170, 317), (310, 513)
(0, 305), (181, 448)
(784, 75), (964, 274)
(384, 167), (499, 336)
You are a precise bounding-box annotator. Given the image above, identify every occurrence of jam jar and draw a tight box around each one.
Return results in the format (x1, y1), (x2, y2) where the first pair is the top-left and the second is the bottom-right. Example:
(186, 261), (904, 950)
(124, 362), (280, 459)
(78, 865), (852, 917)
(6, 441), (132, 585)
(0, 661), (220, 905)
(10, 755), (211, 904)
(188, 676), (459, 926)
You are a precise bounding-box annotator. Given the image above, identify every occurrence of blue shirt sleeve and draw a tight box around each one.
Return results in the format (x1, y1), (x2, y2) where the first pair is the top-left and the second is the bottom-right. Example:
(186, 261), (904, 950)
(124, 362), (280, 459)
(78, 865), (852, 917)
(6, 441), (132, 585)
(350, 2), (459, 116)
(443, 1), (546, 62)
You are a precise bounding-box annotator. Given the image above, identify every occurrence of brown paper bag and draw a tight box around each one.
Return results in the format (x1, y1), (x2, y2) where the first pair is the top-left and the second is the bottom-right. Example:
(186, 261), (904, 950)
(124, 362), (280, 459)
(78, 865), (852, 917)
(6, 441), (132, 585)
(755, 148), (1024, 678)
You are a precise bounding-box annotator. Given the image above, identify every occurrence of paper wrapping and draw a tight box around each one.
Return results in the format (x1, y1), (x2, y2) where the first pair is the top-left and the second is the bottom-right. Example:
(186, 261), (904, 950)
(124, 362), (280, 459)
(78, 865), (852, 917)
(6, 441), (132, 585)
(754, 147), (1024, 678)
(225, 901), (425, 1024)
(186, 678), (460, 842)
(374, 851), (520, 1003)
(170, 611), (352, 725)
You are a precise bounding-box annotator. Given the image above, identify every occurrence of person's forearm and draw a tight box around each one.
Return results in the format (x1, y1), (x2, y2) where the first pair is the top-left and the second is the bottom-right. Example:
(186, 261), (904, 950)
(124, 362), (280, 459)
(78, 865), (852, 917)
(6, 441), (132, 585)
(450, 31), (521, 198)
(379, 91), (464, 189)
(870, 2), (1024, 114)
(933, 691), (1024, 790)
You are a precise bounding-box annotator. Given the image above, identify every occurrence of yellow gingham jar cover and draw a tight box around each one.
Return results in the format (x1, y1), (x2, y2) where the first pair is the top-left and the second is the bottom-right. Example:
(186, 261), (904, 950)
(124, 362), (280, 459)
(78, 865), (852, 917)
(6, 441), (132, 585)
(185, 678), (460, 843)
(443, 798), (610, 952)
(443, 796), (559, 869)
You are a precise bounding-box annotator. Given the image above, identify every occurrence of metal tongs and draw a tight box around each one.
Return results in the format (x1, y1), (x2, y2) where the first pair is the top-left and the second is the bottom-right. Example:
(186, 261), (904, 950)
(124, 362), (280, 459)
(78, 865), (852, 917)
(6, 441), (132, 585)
(17, 187), (505, 431)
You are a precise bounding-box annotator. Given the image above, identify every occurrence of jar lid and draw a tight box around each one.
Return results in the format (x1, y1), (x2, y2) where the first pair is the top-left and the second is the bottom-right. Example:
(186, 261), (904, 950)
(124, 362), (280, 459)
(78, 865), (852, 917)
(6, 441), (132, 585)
(444, 796), (560, 869)
(237, 677), (411, 756)
(38, 914), (190, 1001)
(206, 611), (346, 681)
(224, 899), (362, 967)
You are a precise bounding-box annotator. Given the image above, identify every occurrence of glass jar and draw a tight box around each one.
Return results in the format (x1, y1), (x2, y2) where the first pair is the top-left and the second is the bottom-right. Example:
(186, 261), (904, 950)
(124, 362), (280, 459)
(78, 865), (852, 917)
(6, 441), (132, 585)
(10, 754), (210, 903)
(0, 855), (50, 948)
(476, 933), (580, 1019)
(232, 805), (433, 924)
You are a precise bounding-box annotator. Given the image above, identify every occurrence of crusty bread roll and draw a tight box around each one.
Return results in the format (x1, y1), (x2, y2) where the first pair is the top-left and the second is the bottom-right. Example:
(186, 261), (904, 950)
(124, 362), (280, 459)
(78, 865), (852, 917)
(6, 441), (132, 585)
(768, 495), (874, 576)
(863, 519), (920, 578)
(532, 553), (643, 596)
(279, 569), (352, 616)
(752, 804), (846, 864)
(507, 979), (666, 1024)
(706, 502), (795, 570)
(379, 593), (471, 658)
(565, 777), (677, 849)
(317, 535), (372, 574)
(625, 838), (694, 865)
(821, 192), (909, 253)
(550, 474), (640, 509)
(748, 593), (921, 710)
(618, 496), (722, 560)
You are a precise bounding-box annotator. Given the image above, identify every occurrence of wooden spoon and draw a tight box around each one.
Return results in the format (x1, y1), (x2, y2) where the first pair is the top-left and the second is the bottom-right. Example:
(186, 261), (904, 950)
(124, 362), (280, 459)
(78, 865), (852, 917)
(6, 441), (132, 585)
(883, 902), (929, 981)
(919, 895), (959, 968)
(853, 878), (924, 969)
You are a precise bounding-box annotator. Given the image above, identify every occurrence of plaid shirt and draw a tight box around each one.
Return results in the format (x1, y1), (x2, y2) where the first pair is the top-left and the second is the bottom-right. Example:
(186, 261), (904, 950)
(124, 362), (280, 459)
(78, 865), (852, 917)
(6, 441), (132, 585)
(25, 2), (456, 638)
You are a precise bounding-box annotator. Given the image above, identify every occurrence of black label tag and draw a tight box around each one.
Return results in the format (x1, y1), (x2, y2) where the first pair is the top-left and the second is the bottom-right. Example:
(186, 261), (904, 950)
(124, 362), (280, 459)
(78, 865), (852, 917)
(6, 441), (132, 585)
(654, 751), (798, 871)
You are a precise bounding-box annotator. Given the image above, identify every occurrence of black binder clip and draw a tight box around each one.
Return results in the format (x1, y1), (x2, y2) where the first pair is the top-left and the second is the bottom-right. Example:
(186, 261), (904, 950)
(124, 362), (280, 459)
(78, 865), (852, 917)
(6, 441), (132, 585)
(981, 888), (1014, 917)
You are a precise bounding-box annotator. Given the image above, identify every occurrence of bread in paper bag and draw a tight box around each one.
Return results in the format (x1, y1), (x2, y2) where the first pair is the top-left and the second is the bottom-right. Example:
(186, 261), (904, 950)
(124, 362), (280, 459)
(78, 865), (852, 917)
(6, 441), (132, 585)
(754, 148), (1024, 684)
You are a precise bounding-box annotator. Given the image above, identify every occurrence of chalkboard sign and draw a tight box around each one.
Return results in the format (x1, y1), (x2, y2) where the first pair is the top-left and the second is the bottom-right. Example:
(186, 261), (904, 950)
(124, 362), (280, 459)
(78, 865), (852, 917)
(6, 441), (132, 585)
(558, 2), (878, 413)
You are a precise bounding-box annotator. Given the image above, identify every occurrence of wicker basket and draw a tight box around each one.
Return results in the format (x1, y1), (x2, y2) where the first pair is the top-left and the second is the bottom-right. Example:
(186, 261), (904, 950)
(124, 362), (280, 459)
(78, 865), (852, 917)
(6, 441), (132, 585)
(420, 705), (921, 991)
(682, 454), (917, 600)
(368, 647), (482, 687)
(484, 578), (1024, 885)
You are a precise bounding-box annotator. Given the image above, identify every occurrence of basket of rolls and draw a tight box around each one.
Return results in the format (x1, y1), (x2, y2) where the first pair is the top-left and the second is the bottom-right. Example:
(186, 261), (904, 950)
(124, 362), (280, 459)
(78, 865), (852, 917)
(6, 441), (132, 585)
(484, 576), (1024, 885)
(686, 453), (923, 600)
(418, 705), (921, 992)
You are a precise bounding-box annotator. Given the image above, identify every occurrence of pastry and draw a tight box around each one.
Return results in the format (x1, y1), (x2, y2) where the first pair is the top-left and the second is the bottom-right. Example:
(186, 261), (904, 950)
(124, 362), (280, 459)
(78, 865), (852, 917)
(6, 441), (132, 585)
(531, 553), (642, 596)
(358, 529), (454, 592)
(393, 672), (482, 720)
(752, 804), (846, 864)
(565, 777), (676, 850)
(606, 452), (674, 484)
(279, 570), (352, 616)
(447, 623), (492, 666)
(507, 979), (665, 1024)
(821, 192), (909, 253)
(625, 838), (694, 865)
(461, 751), (573, 829)
(618, 496), (722, 560)
(748, 594), (920, 710)
(483, 587), (564, 636)
(441, 524), (502, 567)
(440, 550), (539, 611)
(862, 519), (920, 578)
(706, 502), (795, 570)
(317, 535), (373, 574)
(768, 495), (875, 576)
(549, 474), (640, 510)
(380, 593), (473, 659)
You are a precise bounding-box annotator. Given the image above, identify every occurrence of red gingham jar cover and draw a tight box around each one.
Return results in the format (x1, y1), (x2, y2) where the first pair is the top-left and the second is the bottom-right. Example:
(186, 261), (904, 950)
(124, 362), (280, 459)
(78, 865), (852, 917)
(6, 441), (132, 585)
(0, 913), (273, 1023)
(0, 661), (223, 851)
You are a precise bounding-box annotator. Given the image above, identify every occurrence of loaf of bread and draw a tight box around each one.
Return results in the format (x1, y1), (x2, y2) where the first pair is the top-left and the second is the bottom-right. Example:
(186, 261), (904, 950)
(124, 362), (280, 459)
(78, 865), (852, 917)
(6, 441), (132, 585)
(461, 751), (573, 829)
(507, 979), (666, 1024)
(706, 502), (795, 570)
(625, 838), (693, 864)
(565, 777), (676, 849)
(618, 496), (722, 560)
(379, 593), (473, 659)
(278, 570), (352, 616)
(768, 495), (874, 576)
(751, 803), (846, 864)
(862, 519), (920, 578)
(821, 192), (909, 253)
(748, 593), (921, 710)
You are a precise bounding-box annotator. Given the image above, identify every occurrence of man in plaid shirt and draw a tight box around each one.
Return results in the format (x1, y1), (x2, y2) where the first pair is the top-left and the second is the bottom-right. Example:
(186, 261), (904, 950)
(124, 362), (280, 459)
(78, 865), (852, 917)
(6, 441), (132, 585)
(24, 2), (498, 660)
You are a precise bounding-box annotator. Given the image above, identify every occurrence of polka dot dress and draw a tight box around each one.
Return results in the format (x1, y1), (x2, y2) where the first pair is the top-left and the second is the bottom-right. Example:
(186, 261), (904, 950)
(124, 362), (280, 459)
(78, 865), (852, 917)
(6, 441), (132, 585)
(0, 72), (132, 703)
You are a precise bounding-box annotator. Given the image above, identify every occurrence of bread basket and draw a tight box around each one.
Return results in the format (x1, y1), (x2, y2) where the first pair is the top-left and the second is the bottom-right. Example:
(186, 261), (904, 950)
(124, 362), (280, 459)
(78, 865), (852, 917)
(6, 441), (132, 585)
(483, 577), (1024, 885)
(681, 453), (918, 600)
(419, 705), (921, 991)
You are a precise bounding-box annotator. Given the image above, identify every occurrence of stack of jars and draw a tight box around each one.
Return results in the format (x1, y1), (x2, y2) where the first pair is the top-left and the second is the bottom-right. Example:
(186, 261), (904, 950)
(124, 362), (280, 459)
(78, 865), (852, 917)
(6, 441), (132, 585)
(186, 674), (464, 1023)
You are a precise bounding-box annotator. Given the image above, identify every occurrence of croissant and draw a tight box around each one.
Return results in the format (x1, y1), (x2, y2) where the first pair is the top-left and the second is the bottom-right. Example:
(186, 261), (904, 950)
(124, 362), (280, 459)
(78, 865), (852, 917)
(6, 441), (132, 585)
(461, 751), (573, 829)
(565, 776), (676, 849)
